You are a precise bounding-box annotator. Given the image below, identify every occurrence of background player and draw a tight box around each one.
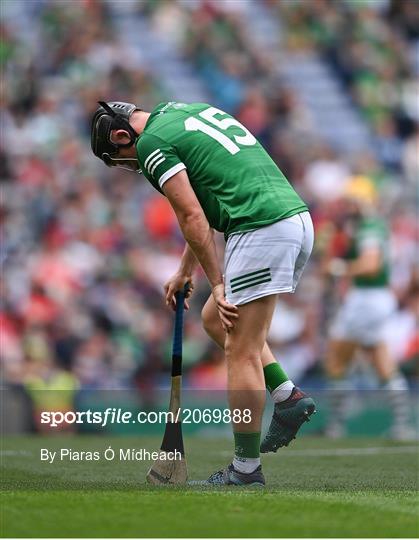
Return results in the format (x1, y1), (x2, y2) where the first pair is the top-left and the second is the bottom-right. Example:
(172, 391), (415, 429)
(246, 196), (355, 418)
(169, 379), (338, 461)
(324, 177), (413, 439)
(91, 100), (316, 486)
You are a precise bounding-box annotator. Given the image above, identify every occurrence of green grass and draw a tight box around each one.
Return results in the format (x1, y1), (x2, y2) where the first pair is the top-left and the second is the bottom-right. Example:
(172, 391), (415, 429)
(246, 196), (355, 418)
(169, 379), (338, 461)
(1, 435), (418, 537)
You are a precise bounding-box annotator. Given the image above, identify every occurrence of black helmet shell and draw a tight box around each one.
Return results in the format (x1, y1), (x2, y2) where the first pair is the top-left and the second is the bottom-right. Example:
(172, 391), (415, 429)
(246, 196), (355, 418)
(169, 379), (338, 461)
(91, 101), (140, 161)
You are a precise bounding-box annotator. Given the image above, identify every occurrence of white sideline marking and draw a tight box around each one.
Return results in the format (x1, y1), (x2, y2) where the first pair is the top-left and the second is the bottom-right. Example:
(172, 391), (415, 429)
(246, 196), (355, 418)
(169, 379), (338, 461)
(0, 450), (33, 457)
(221, 446), (418, 458)
(271, 446), (419, 457)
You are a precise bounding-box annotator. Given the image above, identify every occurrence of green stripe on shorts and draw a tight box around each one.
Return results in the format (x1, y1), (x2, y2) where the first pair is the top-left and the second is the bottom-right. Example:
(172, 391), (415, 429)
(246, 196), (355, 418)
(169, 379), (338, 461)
(231, 271), (271, 290)
(231, 276), (272, 294)
(230, 268), (271, 284)
(231, 268), (272, 293)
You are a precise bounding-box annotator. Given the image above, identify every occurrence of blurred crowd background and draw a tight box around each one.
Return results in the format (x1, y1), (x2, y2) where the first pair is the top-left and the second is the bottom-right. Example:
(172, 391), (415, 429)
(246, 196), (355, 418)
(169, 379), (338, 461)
(1, 0), (418, 406)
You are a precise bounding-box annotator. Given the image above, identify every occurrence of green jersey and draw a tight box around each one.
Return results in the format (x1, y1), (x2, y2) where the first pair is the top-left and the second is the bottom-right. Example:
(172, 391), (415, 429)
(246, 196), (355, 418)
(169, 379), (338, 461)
(136, 102), (307, 237)
(346, 217), (390, 287)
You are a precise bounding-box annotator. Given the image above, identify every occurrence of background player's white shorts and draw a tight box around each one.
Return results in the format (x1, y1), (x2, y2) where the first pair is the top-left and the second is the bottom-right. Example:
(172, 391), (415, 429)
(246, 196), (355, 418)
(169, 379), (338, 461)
(329, 287), (397, 346)
(224, 212), (314, 306)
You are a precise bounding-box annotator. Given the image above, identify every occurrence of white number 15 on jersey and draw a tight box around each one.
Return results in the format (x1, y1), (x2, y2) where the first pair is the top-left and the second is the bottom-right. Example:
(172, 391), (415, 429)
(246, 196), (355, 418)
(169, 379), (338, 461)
(184, 107), (257, 155)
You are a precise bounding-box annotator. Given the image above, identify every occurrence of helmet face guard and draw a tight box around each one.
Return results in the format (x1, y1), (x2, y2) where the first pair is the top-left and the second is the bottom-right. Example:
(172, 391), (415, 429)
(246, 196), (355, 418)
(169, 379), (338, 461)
(91, 101), (141, 171)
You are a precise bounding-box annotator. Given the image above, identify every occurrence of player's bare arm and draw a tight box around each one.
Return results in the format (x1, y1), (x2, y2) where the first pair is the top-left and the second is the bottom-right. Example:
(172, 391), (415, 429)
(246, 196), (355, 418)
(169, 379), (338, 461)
(346, 247), (382, 277)
(328, 247), (382, 278)
(162, 169), (238, 331)
(164, 243), (198, 311)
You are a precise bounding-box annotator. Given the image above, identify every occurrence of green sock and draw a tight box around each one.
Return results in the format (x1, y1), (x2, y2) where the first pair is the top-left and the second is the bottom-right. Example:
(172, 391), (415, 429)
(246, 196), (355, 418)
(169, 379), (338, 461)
(263, 362), (289, 393)
(234, 432), (260, 458)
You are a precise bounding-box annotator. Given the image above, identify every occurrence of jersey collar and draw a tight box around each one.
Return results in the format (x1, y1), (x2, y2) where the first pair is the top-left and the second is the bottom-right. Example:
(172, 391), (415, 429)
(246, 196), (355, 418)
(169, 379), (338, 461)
(143, 102), (173, 132)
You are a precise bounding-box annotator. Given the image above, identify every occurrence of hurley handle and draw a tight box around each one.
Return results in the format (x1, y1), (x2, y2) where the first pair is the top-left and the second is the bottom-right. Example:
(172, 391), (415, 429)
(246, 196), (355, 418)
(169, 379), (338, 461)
(171, 283), (189, 376)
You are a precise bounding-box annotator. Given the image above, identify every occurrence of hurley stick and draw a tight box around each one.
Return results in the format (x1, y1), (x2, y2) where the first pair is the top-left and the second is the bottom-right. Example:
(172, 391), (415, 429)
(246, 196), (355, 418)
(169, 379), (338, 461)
(146, 285), (188, 485)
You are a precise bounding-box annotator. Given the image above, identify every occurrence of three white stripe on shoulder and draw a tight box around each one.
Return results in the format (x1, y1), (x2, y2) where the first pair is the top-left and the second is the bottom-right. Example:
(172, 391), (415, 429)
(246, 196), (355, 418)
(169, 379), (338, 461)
(144, 149), (166, 175)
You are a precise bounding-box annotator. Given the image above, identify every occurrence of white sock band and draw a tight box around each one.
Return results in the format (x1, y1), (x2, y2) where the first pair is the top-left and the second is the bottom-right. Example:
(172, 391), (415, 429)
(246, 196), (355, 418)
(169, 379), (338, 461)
(271, 380), (294, 403)
(233, 456), (260, 474)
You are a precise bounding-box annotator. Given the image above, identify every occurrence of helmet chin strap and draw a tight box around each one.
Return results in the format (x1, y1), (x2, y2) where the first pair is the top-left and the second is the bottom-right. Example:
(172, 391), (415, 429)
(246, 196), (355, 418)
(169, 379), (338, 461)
(102, 153), (142, 173)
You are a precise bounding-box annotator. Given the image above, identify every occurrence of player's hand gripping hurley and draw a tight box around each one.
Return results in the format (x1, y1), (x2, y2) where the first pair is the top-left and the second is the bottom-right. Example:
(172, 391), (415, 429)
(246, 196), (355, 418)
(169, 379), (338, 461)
(146, 285), (188, 485)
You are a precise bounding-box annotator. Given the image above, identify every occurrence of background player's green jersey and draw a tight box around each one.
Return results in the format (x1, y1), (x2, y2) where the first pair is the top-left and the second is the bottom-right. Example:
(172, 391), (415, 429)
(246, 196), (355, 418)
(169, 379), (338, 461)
(346, 217), (390, 287)
(136, 102), (307, 237)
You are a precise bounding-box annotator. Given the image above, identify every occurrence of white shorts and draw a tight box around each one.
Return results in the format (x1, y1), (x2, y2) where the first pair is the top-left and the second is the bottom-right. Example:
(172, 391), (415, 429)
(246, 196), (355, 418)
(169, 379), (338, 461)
(329, 287), (397, 346)
(224, 212), (314, 305)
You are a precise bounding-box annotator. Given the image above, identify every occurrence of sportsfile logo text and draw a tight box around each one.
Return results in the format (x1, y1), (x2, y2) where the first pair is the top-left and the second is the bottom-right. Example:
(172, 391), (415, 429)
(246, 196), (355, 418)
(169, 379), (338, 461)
(40, 408), (252, 428)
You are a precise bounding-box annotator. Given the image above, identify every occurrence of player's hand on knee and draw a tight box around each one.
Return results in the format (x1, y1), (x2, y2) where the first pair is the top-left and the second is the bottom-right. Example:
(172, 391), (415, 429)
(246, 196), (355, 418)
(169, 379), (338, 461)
(212, 283), (238, 332)
(164, 274), (194, 311)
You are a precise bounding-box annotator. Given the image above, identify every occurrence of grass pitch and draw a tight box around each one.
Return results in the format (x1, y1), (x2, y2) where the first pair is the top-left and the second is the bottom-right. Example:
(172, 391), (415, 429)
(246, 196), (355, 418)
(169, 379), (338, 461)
(1, 435), (418, 538)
